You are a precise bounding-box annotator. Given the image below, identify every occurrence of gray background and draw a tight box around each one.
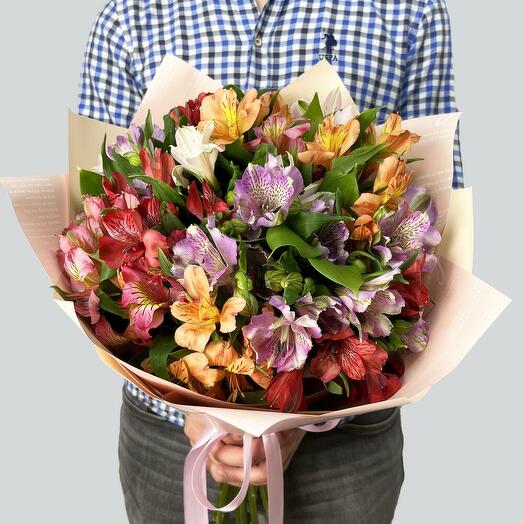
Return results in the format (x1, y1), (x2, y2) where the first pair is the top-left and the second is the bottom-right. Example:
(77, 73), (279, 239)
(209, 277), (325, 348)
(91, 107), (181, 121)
(0, 1), (522, 522)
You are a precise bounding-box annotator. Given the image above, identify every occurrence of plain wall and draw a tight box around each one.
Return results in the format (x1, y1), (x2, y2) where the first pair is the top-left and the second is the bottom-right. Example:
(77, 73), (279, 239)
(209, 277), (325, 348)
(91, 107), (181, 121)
(0, 1), (521, 522)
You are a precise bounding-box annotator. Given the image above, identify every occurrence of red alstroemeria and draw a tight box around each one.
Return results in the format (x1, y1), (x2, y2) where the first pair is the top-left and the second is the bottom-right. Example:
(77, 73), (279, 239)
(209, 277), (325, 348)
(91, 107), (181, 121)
(264, 369), (307, 413)
(390, 253), (429, 317)
(102, 172), (139, 209)
(140, 148), (175, 186)
(310, 328), (388, 383)
(99, 209), (145, 269)
(171, 92), (211, 127)
(186, 180), (204, 220)
(138, 196), (162, 228)
(202, 180), (229, 214)
(351, 372), (402, 405)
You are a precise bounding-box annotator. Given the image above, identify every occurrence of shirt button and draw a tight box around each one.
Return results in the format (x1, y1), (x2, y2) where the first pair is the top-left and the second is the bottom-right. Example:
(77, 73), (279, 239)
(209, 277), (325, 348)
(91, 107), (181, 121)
(254, 35), (263, 47)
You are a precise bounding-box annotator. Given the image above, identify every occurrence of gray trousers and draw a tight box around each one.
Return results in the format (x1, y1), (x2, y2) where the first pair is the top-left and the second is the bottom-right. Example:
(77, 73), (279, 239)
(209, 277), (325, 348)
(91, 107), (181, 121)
(119, 387), (404, 524)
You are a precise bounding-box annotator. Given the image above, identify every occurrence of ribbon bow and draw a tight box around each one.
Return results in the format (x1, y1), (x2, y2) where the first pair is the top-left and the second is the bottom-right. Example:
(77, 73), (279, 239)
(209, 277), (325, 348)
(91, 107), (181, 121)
(184, 418), (341, 523)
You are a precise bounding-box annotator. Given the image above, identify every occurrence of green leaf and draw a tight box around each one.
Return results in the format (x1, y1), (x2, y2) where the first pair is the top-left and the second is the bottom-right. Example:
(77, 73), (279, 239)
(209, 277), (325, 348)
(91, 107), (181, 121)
(79, 169), (104, 196)
(129, 175), (185, 207)
(266, 225), (321, 259)
(96, 289), (128, 319)
(160, 201), (184, 235)
(302, 93), (324, 141)
(331, 143), (388, 174)
(356, 107), (382, 141)
(149, 333), (177, 380)
(111, 151), (139, 177)
(51, 285), (71, 300)
(286, 212), (352, 239)
(99, 262), (117, 282)
(143, 111), (154, 143)
(252, 143), (277, 166)
(224, 139), (253, 167)
(399, 250), (419, 272)
(309, 258), (363, 295)
(158, 248), (174, 277)
(339, 371), (351, 397)
(163, 113), (177, 148)
(320, 170), (359, 211)
(101, 135), (114, 180)
(326, 380), (343, 395)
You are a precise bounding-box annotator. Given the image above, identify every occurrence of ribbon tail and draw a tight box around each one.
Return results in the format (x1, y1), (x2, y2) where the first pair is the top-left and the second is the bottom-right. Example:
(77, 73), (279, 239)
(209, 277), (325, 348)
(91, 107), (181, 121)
(263, 433), (284, 524)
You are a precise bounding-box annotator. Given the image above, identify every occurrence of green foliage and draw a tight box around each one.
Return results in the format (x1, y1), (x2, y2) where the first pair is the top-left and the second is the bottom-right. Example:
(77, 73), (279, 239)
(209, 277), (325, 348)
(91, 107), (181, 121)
(301, 93), (324, 141)
(286, 212), (352, 239)
(129, 175), (185, 207)
(149, 333), (177, 380)
(266, 225), (321, 259)
(309, 258), (363, 295)
(79, 169), (104, 196)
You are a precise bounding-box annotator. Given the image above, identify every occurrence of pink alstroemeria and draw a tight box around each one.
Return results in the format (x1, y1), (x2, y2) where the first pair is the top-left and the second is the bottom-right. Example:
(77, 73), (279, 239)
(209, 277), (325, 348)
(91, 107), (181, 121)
(94, 316), (129, 351)
(63, 247), (101, 324)
(121, 279), (180, 342)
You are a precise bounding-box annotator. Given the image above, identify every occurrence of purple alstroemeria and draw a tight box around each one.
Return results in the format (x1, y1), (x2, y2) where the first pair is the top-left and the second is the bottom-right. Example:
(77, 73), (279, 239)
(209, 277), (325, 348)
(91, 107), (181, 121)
(315, 221), (350, 264)
(380, 201), (441, 272)
(337, 268), (401, 335)
(171, 224), (237, 288)
(297, 182), (336, 214)
(244, 295), (320, 372)
(233, 155), (304, 230)
(401, 317), (429, 352)
(108, 123), (142, 159)
(362, 289), (405, 337)
(296, 294), (351, 336)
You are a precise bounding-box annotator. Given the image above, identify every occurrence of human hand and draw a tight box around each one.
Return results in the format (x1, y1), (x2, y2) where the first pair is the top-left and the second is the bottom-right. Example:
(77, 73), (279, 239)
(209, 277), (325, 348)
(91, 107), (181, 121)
(184, 414), (305, 487)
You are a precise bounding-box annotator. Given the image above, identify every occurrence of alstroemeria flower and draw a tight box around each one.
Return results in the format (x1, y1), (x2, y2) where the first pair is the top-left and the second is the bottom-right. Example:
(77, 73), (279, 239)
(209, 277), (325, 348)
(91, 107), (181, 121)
(380, 201), (441, 271)
(60, 219), (101, 254)
(94, 316), (129, 351)
(198, 88), (262, 145)
(102, 172), (140, 209)
(298, 114), (360, 169)
(62, 248), (101, 324)
(350, 215), (379, 243)
(140, 147), (176, 187)
(171, 265), (246, 352)
(170, 122), (223, 190)
(247, 112), (310, 154)
(243, 296), (321, 373)
(401, 317), (429, 352)
(169, 351), (225, 390)
(171, 92), (210, 127)
(378, 113), (420, 156)
(297, 181), (335, 214)
(362, 289), (405, 337)
(264, 369), (306, 412)
(310, 328), (388, 383)
(171, 223), (237, 288)
(315, 221), (350, 264)
(390, 253), (429, 318)
(205, 340), (257, 401)
(233, 155), (304, 230)
(121, 279), (180, 342)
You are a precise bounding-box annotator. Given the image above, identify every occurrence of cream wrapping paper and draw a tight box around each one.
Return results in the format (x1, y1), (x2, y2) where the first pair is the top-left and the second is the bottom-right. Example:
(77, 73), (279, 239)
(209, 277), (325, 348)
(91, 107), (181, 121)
(0, 55), (509, 438)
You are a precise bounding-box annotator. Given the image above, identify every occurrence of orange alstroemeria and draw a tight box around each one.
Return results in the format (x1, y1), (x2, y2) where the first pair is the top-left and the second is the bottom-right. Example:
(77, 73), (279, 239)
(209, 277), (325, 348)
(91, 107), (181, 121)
(171, 265), (246, 352)
(373, 156), (413, 210)
(351, 193), (384, 217)
(350, 215), (380, 243)
(298, 114), (360, 169)
(198, 88), (262, 145)
(205, 340), (257, 401)
(169, 352), (225, 390)
(378, 114), (420, 156)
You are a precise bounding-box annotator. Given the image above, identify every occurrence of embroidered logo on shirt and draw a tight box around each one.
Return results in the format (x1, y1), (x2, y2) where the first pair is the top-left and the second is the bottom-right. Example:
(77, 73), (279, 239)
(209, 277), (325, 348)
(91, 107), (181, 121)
(320, 30), (338, 62)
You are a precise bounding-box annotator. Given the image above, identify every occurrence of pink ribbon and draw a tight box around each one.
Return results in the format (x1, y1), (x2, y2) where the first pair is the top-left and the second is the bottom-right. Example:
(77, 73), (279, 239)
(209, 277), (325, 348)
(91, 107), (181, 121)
(184, 418), (341, 523)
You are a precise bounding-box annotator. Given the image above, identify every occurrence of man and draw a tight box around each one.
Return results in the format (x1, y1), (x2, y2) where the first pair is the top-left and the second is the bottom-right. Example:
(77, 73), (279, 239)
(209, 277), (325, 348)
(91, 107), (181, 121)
(78, 1), (462, 522)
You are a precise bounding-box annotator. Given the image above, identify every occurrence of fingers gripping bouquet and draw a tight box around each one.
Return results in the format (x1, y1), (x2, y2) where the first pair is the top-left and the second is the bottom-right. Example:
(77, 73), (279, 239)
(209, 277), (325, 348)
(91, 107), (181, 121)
(1, 57), (509, 524)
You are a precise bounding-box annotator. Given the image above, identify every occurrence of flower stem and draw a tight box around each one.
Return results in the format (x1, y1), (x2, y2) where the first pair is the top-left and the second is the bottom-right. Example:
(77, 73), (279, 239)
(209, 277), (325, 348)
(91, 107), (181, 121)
(258, 485), (269, 515)
(215, 483), (231, 524)
(247, 486), (259, 524)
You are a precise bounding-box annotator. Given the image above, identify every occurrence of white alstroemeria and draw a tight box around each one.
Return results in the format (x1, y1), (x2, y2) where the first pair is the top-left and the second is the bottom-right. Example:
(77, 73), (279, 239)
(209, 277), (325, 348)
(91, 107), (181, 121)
(170, 122), (224, 189)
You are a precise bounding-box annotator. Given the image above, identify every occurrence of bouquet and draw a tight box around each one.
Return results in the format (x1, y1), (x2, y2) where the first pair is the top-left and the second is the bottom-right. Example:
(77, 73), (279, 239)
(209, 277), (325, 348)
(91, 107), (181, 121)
(1, 56), (509, 524)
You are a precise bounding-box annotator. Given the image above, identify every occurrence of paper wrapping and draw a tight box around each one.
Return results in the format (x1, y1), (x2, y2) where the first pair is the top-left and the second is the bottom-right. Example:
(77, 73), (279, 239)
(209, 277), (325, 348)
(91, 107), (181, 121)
(0, 56), (510, 437)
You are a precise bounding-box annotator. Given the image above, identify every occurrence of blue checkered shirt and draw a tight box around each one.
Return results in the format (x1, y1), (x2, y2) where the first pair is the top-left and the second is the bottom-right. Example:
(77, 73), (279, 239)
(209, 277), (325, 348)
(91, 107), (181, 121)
(78, 0), (464, 427)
